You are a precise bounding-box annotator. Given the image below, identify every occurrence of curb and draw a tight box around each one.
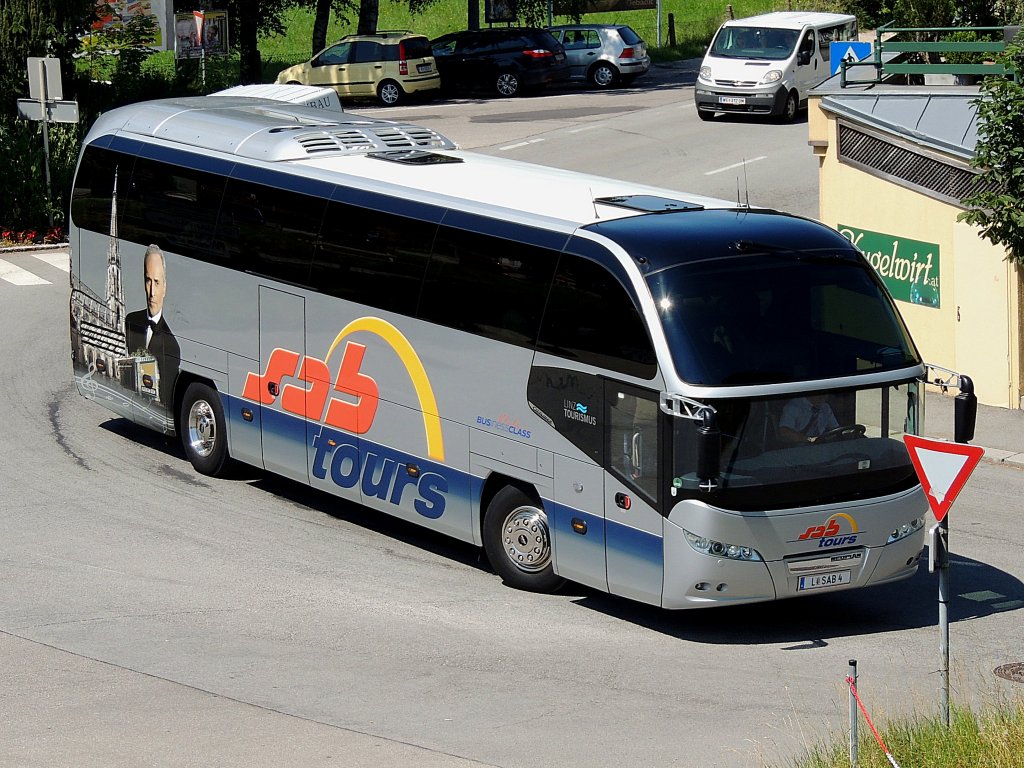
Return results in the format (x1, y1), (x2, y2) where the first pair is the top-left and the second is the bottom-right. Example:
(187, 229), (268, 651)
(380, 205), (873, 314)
(0, 243), (69, 255)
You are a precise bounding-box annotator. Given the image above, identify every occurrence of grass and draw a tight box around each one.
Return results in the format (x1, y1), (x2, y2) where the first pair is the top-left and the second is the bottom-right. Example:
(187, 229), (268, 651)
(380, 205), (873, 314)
(257, 0), (836, 75)
(786, 702), (1024, 768)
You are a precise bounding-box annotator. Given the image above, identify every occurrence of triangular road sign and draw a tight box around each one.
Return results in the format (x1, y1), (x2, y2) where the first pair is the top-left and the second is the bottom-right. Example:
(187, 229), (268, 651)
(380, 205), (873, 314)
(903, 435), (984, 522)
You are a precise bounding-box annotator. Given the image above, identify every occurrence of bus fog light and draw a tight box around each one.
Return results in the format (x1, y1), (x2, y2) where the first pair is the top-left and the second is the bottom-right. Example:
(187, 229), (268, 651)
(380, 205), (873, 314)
(684, 528), (762, 561)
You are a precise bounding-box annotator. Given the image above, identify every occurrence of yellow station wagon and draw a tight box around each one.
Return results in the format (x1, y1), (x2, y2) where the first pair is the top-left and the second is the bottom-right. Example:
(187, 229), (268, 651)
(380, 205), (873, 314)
(275, 31), (441, 106)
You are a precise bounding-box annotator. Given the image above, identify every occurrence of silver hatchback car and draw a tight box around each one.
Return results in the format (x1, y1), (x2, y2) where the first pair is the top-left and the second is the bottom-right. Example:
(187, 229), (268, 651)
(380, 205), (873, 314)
(548, 24), (651, 88)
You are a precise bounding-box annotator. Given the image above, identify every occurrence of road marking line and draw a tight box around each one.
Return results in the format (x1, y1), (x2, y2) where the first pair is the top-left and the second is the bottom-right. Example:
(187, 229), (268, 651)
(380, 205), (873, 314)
(568, 125), (599, 134)
(0, 258), (50, 285)
(33, 251), (70, 272)
(500, 138), (545, 151)
(704, 156), (768, 176)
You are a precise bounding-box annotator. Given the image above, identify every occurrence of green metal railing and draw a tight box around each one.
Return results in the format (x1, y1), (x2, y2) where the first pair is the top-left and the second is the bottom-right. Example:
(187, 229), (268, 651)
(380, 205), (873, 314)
(840, 23), (1017, 87)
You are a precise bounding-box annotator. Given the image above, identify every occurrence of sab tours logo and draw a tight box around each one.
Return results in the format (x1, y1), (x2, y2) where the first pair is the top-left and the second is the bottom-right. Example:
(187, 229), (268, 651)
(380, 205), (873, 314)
(242, 317), (449, 518)
(793, 513), (861, 549)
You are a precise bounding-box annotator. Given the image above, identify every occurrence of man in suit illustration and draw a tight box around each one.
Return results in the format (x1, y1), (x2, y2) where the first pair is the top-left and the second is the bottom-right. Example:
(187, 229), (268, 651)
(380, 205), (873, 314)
(125, 244), (179, 406)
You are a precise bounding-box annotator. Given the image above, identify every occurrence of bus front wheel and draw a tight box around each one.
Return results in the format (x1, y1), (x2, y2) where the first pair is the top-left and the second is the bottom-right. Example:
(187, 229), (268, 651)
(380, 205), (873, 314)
(180, 382), (229, 477)
(483, 486), (564, 593)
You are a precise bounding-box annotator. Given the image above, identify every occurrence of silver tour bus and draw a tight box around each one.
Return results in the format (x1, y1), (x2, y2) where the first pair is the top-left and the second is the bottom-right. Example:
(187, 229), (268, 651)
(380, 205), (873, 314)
(68, 88), (975, 608)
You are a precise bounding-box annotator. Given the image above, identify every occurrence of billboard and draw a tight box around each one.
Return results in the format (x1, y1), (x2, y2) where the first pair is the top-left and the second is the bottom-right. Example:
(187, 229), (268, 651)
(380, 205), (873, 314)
(92, 0), (172, 51)
(174, 10), (230, 59)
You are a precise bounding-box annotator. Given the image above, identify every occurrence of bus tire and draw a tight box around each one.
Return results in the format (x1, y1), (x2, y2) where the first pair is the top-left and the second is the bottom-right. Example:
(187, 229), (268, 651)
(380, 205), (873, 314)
(180, 382), (229, 477)
(483, 485), (564, 593)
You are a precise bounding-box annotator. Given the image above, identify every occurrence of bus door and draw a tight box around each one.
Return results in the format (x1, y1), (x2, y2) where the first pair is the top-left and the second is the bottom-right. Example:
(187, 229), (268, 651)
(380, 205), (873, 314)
(258, 286), (310, 483)
(604, 383), (665, 606)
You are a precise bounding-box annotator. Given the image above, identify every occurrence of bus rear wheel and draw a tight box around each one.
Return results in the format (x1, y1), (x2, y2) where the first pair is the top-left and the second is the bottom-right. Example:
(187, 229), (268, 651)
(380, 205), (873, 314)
(483, 486), (564, 592)
(180, 382), (229, 477)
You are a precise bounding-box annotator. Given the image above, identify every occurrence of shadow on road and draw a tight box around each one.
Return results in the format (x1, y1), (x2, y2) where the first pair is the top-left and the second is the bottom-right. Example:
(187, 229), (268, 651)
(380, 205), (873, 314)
(568, 550), (1024, 645)
(104, 413), (1024, 646)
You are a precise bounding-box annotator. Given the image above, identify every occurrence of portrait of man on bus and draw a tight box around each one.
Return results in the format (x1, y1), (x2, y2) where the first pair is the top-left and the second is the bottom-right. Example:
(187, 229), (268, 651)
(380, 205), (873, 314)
(125, 244), (180, 406)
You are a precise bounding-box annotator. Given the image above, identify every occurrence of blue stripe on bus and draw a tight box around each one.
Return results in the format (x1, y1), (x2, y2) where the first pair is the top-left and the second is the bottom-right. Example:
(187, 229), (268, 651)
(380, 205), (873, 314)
(606, 516), (664, 569)
(222, 392), (473, 521)
(546, 499), (664, 568)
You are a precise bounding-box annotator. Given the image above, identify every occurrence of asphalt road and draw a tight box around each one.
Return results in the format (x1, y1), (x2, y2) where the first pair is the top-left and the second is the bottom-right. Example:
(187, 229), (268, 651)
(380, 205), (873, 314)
(348, 61), (821, 219)
(2, 77), (1023, 768)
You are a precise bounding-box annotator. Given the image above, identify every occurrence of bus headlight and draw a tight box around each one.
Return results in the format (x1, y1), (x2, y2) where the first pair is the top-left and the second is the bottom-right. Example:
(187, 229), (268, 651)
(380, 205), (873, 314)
(760, 69), (782, 84)
(684, 528), (762, 561)
(887, 516), (926, 543)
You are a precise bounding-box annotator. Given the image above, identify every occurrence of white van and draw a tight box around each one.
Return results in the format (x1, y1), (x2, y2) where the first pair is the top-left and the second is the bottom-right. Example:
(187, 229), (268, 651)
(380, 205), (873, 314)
(694, 11), (858, 122)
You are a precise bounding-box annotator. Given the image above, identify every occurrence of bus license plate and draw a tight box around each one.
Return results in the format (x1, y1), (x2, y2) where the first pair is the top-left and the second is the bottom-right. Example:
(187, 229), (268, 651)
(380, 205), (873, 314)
(798, 570), (851, 591)
(719, 96), (745, 105)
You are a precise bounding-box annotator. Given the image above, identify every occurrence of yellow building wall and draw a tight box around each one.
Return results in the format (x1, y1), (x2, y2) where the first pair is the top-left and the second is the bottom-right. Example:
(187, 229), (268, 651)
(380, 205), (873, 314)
(810, 101), (1021, 408)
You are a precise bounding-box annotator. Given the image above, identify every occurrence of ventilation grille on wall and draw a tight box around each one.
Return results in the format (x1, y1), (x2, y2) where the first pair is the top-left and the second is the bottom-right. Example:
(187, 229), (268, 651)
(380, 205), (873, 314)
(837, 123), (993, 205)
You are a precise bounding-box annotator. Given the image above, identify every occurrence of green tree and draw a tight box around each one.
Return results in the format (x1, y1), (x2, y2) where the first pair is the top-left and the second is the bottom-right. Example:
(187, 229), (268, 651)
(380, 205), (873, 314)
(959, 40), (1024, 265)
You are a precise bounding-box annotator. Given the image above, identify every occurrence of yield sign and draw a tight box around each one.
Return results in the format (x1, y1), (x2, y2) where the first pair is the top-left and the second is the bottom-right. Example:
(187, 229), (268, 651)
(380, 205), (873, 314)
(903, 435), (984, 522)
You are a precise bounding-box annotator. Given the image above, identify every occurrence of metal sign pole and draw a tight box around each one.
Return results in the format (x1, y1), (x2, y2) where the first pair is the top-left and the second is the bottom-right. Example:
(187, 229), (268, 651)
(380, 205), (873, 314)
(36, 59), (54, 227)
(848, 659), (859, 766)
(938, 517), (950, 726)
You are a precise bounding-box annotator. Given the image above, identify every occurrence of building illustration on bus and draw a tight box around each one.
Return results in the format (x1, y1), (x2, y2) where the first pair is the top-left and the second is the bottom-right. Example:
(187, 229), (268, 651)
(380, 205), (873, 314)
(68, 86), (976, 609)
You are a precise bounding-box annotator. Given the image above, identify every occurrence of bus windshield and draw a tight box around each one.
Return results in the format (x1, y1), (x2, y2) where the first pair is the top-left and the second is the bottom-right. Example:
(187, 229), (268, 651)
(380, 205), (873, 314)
(647, 248), (920, 387)
(672, 381), (921, 510)
(709, 26), (800, 60)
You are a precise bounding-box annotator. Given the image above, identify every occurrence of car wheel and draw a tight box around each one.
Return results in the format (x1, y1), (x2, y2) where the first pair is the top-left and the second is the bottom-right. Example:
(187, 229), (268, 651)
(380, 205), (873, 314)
(482, 485), (564, 593)
(779, 89), (799, 122)
(589, 62), (617, 88)
(377, 79), (403, 106)
(179, 382), (229, 477)
(495, 71), (520, 97)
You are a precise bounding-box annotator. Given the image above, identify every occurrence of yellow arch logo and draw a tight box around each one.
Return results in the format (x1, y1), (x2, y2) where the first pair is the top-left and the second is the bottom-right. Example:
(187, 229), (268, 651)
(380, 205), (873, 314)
(325, 317), (445, 462)
(826, 513), (859, 533)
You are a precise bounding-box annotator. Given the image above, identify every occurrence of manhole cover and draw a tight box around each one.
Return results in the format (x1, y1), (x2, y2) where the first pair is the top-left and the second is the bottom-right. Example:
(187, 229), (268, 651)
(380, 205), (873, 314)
(994, 663), (1024, 683)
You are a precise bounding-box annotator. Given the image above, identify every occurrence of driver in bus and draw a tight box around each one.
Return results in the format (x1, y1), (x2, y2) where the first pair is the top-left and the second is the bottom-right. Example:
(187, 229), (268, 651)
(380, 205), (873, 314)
(778, 394), (838, 443)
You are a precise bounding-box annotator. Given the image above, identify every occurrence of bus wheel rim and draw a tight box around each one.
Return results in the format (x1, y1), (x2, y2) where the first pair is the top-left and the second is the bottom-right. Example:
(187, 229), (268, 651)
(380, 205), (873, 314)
(501, 505), (551, 573)
(187, 399), (217, 458)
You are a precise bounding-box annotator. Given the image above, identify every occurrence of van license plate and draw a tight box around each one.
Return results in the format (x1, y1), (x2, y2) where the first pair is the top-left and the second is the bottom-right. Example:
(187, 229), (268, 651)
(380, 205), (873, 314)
(719, 96), (745, 105)
(798, 570), (851, 591)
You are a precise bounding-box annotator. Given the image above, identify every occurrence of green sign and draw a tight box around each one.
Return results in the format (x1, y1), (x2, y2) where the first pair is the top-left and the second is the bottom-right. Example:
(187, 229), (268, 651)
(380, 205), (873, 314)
(839, 225), (940, 309)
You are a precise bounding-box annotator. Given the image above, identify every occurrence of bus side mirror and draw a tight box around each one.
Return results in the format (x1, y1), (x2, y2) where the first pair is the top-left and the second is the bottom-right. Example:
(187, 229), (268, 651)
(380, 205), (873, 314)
(696, 411), (720, 491)
(954, 375), (977, 444)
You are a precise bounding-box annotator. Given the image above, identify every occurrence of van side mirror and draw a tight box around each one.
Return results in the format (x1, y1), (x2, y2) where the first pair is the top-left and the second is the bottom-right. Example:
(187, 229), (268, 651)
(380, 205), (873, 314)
(797, 49), (812, 65)
(954, 375), (977, 443)
(696, 411), (721, 491)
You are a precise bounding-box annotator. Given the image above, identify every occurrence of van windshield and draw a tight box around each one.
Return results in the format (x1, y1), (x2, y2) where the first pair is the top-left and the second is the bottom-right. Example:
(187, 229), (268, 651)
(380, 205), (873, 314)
(709, 26), (799, 60)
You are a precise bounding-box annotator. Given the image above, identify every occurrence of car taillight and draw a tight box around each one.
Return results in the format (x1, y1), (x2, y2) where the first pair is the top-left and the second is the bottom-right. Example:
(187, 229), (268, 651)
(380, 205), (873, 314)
(398, 42), (408, 74)
(523, 48), (553, 58)
(619, 47), (635, 59)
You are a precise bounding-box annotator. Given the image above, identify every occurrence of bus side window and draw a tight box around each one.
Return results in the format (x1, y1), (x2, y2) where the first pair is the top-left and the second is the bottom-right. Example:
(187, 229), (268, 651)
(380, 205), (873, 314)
(120, 157), (227, 264)
(71, 146), (127, 235)
(218, 178), (325, 284)
(419, 226), (558, 348)
(537, 253), (657, 379)
(608, 387), (660, 504)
